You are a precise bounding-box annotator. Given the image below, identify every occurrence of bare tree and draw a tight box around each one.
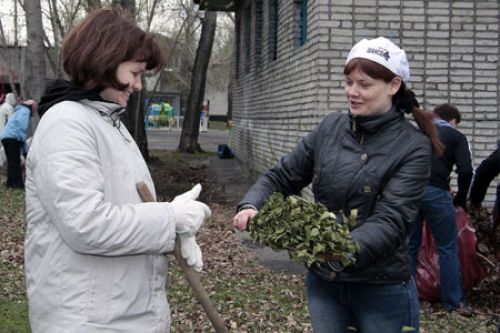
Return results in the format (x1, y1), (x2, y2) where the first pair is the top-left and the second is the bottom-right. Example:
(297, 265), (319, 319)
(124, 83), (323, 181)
(7, 0), (226, 155)
(85, 0), (102, 12)
(110, 0), (154, 161)
(48, 0), (66, 42)
(178, 11), (217, 153)
(112, 0), (135, 15)
(24, 0), (46, 101)
(126, 0), (162, 32)
(13, 0), (19, 46)
(0, 17), (18, 98)
(51, 0), (85, 36)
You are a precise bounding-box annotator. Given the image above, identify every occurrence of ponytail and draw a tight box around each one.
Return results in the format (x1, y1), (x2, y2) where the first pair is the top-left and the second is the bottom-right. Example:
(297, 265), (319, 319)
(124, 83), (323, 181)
(394, 84), (444, 156)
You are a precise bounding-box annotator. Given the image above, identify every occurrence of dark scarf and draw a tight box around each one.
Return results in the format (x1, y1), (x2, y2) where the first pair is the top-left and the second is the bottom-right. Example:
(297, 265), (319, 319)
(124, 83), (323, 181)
(38, 80), (103, 118)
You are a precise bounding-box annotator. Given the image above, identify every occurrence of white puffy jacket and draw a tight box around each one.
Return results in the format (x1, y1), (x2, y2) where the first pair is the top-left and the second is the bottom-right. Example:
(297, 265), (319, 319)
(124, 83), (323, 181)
(25, 100), (177, 333)
(0, 92), (16, 133)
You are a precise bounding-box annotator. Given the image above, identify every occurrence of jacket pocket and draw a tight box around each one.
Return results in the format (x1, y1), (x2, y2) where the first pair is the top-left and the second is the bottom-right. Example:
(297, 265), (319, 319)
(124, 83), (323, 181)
(356, 172), (382, 221)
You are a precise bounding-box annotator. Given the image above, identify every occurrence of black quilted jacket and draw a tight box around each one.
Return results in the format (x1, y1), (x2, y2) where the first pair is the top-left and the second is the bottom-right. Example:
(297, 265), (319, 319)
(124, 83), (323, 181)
(239, 108), (432, 284)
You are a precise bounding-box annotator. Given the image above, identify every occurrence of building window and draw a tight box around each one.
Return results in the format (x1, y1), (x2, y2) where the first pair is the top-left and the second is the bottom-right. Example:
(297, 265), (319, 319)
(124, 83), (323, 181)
(254, 0), (263, 69)
(244, 5), (251, 73)
(294, 0), (307, 46)
(268, 0), (278, 61)
(301, 0), (308, 45)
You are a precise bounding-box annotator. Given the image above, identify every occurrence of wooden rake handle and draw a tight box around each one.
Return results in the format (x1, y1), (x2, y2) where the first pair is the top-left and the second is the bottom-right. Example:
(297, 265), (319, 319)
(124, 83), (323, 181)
(136, 182), (228, 333)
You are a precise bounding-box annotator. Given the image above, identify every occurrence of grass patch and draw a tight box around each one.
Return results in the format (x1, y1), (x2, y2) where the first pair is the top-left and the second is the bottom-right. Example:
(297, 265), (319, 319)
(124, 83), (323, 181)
(0, 185), (28, 333)
(0, 187), (25, 221)
(0, 300), (30, 333)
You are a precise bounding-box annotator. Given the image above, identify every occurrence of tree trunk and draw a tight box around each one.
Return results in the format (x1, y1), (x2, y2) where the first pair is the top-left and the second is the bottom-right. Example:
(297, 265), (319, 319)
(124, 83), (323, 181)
(13, 0), (19, 46)
(125, 88), (150, 162)
(134, 91), (150, 161)
(24, 0), (46, 101)
(0, 18), (18, 98)
(112, 0), (150, 161)
(178, 11), (217, 153)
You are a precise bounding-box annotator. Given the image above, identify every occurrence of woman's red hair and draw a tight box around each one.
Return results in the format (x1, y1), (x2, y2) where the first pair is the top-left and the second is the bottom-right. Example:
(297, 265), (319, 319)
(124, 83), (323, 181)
(344, 59), (444, 156)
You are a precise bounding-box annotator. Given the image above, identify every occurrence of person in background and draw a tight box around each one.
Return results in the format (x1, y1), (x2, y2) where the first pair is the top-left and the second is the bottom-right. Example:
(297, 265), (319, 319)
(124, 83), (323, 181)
(409, 103), (473, 313)
(0, 92), (16, 133)
(233, 36), (443, 333)
(0, 92), (17, 167)
(24, 9), (211, 333)
(0, 99), (36, 189)
(469, 144), (500, 234)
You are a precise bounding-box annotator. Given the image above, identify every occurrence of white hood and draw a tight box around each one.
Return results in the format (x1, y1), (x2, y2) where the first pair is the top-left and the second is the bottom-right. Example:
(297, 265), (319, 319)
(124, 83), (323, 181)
(5, 93), (16, 107)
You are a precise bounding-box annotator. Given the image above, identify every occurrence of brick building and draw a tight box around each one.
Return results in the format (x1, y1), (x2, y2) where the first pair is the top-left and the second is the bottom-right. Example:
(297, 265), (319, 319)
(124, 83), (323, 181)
(199, 0), (500, 202)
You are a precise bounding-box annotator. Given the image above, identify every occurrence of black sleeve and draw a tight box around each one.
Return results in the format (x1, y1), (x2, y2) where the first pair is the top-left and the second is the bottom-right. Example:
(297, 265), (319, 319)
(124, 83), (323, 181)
(453, 133), (473, 208)
(469, 148), (500, 205)
(237, 121), (320, 210)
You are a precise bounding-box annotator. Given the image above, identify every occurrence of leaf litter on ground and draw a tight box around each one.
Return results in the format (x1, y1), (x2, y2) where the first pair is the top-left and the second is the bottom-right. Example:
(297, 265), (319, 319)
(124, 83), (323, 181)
(0, 152), (499, 332)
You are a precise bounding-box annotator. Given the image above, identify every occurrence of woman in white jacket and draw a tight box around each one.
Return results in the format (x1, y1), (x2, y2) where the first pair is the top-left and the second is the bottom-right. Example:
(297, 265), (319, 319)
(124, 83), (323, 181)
(0, 93), (18, 168)
(0, 92), (16, 133)
(24, 9), (211, 333)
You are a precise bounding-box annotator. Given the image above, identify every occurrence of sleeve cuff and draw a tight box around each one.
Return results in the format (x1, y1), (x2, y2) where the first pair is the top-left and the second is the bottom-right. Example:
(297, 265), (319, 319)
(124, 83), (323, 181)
(161, 202), (178, 253)
(237, 203), (259, 213)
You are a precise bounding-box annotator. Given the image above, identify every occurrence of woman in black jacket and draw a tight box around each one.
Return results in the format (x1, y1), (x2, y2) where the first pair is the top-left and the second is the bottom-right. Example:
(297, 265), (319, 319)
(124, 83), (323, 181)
(233, 37), (443, 333)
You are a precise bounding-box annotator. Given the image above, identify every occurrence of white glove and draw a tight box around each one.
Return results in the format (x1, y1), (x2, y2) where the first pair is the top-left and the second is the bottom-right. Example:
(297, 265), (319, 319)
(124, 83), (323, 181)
(171, 184), (212, 236)
(179, 235), (203, 272)
(173, 183), (202, 202)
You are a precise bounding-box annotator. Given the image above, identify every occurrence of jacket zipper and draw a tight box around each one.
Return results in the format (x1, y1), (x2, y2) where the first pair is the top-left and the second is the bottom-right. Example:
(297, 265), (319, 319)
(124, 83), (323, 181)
(352, 116), (364, 144)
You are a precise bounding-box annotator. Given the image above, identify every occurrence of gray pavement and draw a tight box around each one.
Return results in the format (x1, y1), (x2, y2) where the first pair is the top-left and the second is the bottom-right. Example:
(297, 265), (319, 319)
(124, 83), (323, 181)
(147, 128), (230, 152)
(147, 128), (306, 275)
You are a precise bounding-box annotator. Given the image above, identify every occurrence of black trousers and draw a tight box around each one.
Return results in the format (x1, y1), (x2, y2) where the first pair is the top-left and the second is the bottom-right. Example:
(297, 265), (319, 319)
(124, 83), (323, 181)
(1, 138), (24, 189)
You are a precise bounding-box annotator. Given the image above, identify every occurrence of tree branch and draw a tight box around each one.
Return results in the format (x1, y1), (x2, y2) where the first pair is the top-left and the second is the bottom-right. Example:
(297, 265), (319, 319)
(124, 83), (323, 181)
(146, 0), (161, 32)
(50, 0), (66, 40)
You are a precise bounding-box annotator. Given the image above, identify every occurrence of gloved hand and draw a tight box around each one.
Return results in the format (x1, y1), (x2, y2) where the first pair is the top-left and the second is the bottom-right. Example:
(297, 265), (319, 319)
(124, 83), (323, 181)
(171, 183), (212, 236)
(179, 235), (203, 272)
(173, 183), (202, 202)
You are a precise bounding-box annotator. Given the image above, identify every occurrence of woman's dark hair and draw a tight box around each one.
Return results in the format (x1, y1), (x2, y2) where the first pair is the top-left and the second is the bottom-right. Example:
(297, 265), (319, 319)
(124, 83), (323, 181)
(344, 59), (444, 156)
(62, 9), (165, 91)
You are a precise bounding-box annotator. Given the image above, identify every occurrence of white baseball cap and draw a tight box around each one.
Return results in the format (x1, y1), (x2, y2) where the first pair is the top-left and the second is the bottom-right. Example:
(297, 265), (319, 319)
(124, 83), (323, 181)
(346, 37), (410, 82)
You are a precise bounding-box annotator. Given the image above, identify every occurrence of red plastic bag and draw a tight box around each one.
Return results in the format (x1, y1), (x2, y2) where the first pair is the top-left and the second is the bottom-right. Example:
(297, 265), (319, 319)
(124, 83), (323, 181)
(415, 207), (488, 301)
(456, 207), (488, 291)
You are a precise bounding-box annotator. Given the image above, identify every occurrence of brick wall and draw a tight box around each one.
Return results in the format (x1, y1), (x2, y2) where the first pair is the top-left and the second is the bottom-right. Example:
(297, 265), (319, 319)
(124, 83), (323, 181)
(231, 0), (500, 203)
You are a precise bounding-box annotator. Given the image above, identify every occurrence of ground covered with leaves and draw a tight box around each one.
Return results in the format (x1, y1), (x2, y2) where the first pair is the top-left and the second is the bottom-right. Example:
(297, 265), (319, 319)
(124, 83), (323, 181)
(0, 151), (499, 332)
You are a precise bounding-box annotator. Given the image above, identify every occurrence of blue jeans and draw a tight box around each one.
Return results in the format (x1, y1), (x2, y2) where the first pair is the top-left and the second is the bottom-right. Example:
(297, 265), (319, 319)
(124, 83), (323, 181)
(306, 272), (420, 333)
(409, 185), (463, 309)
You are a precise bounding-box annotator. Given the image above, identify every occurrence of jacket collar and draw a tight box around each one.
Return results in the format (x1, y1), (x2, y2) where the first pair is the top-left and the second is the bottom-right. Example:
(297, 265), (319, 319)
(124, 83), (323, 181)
(81, 99), (126, 129)
(433, 118), (453, 128)
(81, 99), (124, 116)
(349, 106), (403, 135)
